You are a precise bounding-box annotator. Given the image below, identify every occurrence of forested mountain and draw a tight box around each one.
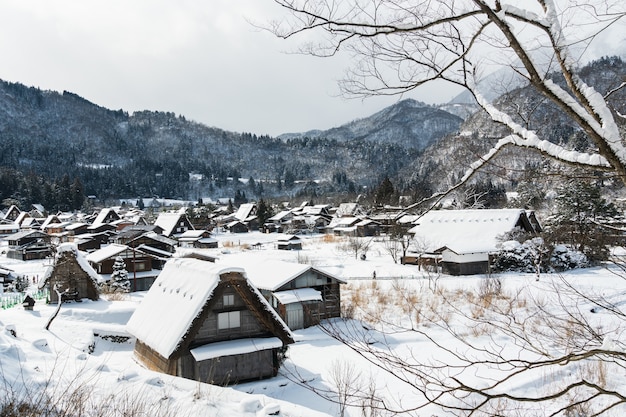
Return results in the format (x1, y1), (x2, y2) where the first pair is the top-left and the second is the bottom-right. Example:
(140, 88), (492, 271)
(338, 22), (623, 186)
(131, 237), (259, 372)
(0, 84), (460, 207)
(0, 56), (623, 211)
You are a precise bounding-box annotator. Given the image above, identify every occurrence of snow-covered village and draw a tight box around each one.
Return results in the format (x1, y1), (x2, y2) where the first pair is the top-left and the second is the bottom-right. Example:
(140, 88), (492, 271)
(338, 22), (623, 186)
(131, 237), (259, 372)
(1, 1), (626, 416)
(1, 197), (626, 416)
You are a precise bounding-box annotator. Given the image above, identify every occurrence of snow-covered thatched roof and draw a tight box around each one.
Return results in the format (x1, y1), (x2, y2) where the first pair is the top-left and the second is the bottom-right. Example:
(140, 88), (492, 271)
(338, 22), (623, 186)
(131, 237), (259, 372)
(40, 243), (102, 288)
(234, 203), (255, 221)
(273, 288), (322, 304)
(92, 208), (120, 226)
(190, 337), (283, 362)
(408, 209), (534, 254)
(127, 259), (240, 358)
(127, 258), (293, 360)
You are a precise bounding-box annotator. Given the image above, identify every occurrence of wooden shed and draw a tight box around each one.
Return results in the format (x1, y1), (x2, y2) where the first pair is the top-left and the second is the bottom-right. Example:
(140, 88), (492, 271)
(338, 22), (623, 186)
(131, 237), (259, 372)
(276, 235), (302, 251)
(39, 243), (101, 302)
(235, 259), (345, 330)
(126, 259), (294, 386)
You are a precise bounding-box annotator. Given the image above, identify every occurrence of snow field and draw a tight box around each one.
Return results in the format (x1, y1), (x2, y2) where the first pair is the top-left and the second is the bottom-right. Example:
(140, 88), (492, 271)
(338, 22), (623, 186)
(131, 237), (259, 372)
(1, 232), (625, 416)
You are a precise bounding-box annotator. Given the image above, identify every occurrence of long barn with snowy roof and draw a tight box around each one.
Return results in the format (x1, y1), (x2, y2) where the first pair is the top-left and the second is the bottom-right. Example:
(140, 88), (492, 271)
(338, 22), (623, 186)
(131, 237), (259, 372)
(407, 209), (541, 275)
(126, 258), (294, 385)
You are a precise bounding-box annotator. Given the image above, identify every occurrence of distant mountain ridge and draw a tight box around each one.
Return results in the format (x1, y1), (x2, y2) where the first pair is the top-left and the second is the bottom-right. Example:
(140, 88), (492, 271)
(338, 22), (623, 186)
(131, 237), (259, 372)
(279, 98), (463, 151)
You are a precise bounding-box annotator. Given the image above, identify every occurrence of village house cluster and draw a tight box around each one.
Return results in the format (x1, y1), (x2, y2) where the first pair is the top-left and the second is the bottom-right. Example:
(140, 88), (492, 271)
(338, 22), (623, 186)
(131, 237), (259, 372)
(0, 201), (542, 385)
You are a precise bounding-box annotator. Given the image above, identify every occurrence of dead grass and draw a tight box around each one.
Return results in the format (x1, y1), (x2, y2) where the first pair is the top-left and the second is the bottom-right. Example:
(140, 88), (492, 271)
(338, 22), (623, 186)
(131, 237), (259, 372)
(341, 276), (534, 342)
(102, 292), (129, 301)
(321, 234), (340, 243)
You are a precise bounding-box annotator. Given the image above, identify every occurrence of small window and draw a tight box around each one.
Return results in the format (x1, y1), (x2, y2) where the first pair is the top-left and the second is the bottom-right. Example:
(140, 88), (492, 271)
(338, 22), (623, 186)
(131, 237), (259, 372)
(223, 294), (235, 306)
(218, 311), (240, 329)
(133, 262), (146, 271)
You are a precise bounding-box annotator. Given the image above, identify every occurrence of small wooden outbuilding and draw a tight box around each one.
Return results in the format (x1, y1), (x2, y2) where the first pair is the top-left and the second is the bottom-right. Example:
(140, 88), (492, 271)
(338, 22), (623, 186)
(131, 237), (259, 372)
(276, 235), (302, 251)
(126, 258), (294, 385)
(235, 259), (345, 330)
(39, 243), (101, 302)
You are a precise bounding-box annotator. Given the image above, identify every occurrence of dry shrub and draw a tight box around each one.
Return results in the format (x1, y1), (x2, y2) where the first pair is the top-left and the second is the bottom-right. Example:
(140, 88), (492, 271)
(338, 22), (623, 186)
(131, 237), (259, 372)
(0, 374), (181, 417)
(580, 359), (607, 388)
(349, 286), (367, 311)
(469, 322), (491, 337)
(478, 277), (502, 308)
(376, 290), (389, 306)
(222, 241), (234, 248)
(103, 292), (129, 301)
(322, 234), (338, 243)
(239, 243), (250, 250)
(342, 303), (356, 319)
(400, 292), (420, 315)
(413, 306), (423, 326)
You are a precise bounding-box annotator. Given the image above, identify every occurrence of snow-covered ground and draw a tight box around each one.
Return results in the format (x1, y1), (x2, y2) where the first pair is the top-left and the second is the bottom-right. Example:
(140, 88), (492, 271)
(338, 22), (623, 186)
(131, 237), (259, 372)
(1, 232), (625, 416)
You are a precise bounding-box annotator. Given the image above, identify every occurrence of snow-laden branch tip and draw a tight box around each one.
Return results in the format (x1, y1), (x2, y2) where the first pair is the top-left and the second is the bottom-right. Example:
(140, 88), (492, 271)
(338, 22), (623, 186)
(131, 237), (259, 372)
(473, 91), (611, 168)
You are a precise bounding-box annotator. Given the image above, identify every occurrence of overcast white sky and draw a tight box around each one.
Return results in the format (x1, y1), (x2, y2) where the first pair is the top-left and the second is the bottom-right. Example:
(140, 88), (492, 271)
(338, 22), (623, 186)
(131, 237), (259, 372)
(0, 1), (622, 137)
(0, 0), (452, 137)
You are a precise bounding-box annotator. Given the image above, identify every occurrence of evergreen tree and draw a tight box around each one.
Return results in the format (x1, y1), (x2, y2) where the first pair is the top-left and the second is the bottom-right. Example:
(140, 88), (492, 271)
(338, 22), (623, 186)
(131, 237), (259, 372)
(546, 179), (621, 263)
(109, 256), (130, 293)
(70, 177), (85, 210)
(256, 199), (274, 227)
(55, 174), (72, 212)
(374, 176), (395, 206)
(284, 169), (295, 189)
(248, 176), (257, 194)
(234, 190), (247, 205)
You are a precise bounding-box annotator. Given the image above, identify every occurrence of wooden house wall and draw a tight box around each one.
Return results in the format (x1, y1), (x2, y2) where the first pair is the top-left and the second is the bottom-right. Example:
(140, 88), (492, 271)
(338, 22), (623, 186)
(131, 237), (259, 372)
(442, 261), (489, 276)
(6, 246), (51, 261)
(274, 271), (342, 324)
(277, 301), (321, 329)
(133, 340), (177, 375)
(128, 236), (175, 252)
(320, 282), (341, 319)
(128, 275), (157, 292)
(191, 285), (268, 346)
(194, 349), (277, 385)
(229, 223), (249, 233)
(96, 252), (153, 275)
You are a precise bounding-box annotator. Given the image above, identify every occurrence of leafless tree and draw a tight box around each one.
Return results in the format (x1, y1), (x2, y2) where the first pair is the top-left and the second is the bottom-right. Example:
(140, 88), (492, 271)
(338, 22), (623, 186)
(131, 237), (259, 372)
(268, 1), (626, 415)
(383, 225), (412, 264)
(338, 235), (373, 259)
(269, 0), (626, 191)
(45, 284), (69, 331)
